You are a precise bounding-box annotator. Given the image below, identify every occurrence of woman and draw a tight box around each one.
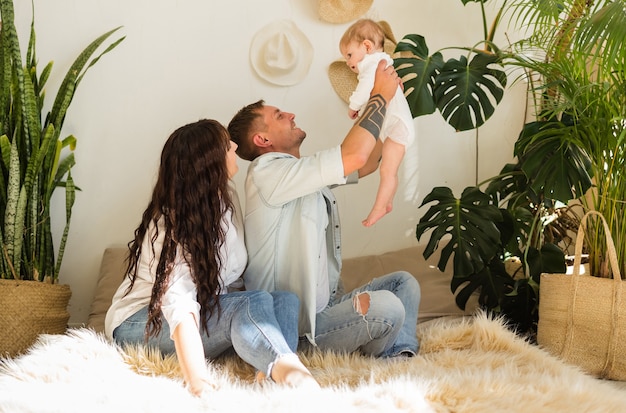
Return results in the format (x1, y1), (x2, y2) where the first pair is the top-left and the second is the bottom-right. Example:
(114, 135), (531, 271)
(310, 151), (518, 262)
(104, 119), (318, 396)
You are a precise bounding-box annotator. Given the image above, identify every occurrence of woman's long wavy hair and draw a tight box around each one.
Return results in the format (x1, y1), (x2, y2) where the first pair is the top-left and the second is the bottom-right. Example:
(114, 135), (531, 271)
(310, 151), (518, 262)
(124, 119), (233, 339)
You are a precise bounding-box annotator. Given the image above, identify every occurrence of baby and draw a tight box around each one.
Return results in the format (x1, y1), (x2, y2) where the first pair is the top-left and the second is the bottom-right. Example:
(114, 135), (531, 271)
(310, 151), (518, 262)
(339, 19), (415, 227)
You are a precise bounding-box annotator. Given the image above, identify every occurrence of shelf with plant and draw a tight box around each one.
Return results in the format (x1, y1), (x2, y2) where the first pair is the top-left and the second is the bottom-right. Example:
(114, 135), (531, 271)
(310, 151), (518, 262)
(393, 0), (625, 336)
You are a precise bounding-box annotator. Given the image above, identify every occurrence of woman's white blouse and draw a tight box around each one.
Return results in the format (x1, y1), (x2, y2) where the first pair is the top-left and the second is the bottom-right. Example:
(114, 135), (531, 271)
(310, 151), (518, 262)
(104, 188), (247, 340)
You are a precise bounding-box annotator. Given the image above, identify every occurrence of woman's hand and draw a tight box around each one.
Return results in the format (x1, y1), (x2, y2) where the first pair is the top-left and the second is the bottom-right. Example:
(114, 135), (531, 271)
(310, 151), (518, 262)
(187, 376), (217, 397)
(172, 314), (216, 397)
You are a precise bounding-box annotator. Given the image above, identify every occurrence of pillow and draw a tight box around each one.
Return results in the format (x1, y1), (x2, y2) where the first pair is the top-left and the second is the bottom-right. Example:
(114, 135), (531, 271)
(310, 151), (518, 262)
(87, 248), (128, 333)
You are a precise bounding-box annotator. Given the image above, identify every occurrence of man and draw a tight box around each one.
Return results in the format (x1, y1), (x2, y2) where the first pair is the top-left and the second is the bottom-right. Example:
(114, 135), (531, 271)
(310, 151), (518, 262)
(227, 61), (420, 358)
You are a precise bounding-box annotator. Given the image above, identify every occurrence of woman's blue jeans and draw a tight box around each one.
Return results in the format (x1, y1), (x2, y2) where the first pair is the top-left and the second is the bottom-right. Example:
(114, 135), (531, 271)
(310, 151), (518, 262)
(314, 271), (420, 357)
(112, 290), (299, 377)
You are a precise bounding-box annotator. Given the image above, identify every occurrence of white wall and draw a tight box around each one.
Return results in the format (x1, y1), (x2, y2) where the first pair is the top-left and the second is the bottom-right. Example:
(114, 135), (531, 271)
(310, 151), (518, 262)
(13, 0), (525, 324)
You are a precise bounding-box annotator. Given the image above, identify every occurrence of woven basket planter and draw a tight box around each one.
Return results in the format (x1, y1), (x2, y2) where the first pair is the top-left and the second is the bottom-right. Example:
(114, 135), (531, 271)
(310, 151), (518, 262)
(0, 279), (71, 357)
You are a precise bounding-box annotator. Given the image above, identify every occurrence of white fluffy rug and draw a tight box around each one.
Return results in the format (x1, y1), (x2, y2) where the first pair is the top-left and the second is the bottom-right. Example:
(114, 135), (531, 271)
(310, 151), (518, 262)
(1, 313), (625, 413)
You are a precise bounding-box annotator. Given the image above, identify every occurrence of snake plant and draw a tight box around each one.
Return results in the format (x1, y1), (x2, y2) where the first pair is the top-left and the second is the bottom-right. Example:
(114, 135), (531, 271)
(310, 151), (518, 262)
(0, 0), (124, 282)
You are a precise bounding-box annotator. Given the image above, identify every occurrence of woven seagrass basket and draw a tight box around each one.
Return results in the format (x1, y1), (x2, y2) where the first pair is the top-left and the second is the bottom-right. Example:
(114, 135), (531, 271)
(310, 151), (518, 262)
(0, 279), (71, 357)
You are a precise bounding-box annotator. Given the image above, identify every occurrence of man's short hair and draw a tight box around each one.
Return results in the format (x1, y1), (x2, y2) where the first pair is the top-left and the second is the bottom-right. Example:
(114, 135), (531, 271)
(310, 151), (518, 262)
(227, 100), (265, 161)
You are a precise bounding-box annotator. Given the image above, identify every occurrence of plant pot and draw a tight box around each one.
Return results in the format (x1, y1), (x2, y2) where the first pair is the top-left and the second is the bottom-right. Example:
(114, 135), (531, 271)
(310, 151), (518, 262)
(0, 279), (71, 357)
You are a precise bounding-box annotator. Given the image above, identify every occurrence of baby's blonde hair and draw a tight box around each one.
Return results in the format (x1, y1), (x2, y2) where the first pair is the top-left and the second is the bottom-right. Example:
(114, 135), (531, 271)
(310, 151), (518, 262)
(339, 19), (385, 52)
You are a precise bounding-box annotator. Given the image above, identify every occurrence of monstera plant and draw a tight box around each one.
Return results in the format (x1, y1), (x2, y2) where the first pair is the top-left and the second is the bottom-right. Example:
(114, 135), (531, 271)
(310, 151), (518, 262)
(394, 0), (626, 335)
(394, 0), (508, 131)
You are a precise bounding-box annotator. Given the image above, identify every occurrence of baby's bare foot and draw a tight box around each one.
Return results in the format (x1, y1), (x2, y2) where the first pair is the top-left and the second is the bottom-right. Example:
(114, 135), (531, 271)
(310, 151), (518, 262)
(362, 203), (393, 227)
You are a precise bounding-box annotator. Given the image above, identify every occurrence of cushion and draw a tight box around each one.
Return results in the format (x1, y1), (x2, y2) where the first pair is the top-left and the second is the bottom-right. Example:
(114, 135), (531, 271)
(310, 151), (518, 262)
(87, 248), (128, 333)
(87, 245), (478, 333)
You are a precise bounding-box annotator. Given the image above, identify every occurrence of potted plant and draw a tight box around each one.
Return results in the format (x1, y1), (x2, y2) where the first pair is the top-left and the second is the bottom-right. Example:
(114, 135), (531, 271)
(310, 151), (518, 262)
(0, 0), (124, 356)
(394, 0), (625, 335)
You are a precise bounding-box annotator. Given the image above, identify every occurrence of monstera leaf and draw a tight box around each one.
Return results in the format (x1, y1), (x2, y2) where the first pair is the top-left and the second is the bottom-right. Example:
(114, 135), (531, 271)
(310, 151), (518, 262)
(484, 162), (534, 209)
(451, 256), (511, 310)
(416, 186), (503, 277)
(394, 34), (444, 117)
(433, 52), (507, 131)
(394, 33), (507, 131)
(515, 120), (593, 203)
(525, 243), (567, 282)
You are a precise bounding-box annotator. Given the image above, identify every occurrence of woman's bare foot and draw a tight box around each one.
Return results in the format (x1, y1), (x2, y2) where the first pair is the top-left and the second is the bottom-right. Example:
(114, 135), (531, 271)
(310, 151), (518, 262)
(271, 354), (320, 389)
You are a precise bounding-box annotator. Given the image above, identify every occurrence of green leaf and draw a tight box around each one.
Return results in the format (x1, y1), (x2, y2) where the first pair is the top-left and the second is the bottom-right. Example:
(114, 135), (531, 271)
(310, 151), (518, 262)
(394, 34), (444, 118)
(500, 278), (539, 333)
(525, 243), (566, 283)
(452, 268), (491, 310)
(0, 134), (10, 171)
(0, 29), (12, 135)
(484, 162), (531, 208)
(515, 121), (593, 202)
(54, 171), (74, 279)
(575, 2), (626, 73)
(505, 207), (534, 254)
(22, 59), (41, 150)
(416, 186), (503, 276)
(47, 26), (124, 134)
(52, 152), (75, 189)
(38, 61), (53, 93)
(451, 258), (512, 311)
(433, 52), (507, 131)
(460, 0), (488, 4)
(4, 138), (21, 273)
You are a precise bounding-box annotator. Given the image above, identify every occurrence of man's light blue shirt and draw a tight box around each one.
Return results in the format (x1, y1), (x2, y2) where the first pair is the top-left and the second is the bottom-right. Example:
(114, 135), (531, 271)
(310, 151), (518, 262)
(242, 145), (353, 344)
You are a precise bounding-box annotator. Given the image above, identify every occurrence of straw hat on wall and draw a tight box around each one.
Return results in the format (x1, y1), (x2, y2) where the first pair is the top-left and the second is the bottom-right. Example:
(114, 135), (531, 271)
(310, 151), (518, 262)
(250, 19), (314, 86)
(318, 0), (374, 24)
